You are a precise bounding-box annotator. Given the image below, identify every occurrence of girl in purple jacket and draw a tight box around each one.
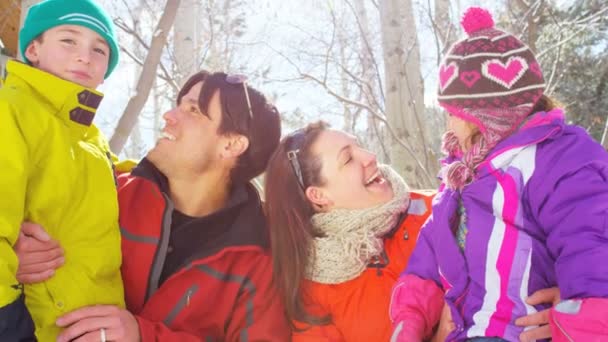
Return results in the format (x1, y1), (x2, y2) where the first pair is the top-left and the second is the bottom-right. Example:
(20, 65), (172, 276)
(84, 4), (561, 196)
(390, 7), (608, 342)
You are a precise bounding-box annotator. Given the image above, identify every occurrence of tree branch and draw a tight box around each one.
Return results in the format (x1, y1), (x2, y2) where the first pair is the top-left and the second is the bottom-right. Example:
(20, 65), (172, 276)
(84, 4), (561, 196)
(301, 71), (434, 184)
(118, 44), (179, 92)
(109, 0), (181, 153)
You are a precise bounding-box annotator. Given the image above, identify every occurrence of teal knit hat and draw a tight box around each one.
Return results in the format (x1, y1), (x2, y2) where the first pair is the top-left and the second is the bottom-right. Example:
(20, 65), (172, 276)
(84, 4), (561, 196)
(19, 0), (119, 78)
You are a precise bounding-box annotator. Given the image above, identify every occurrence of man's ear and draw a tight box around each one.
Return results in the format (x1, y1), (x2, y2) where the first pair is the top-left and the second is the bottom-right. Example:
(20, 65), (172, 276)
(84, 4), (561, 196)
(305, 186), (332, 210)
(221, 134), (249, 159)
(24, 41), (41, 65)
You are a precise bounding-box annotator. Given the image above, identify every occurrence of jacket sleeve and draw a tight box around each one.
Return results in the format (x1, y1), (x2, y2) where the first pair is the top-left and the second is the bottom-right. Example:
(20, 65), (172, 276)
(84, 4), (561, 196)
(136, 315), (205, 342)
(291, 286), (344, 342)
(225, 253), (291, 341)
(529, 157), (608, 298)
(549, 298), (608, 341)
(390, 194), (447, 342)
(107, 150), (137, 174)
(137, 253), (289, 341)
(389, 274), (444, 342)
(0, 101), (34, 338)
(527, 134), (608, 338)
(87, 126), (136, 175)
(403, 215), (442, 284)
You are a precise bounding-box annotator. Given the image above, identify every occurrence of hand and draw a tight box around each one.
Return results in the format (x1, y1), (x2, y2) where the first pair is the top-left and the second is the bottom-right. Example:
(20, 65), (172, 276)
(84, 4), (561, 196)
(56, 305), (140, 342)
(15, 222), (64, 283)
(516, 287), (560, 342)
(431, 304), (455, 342)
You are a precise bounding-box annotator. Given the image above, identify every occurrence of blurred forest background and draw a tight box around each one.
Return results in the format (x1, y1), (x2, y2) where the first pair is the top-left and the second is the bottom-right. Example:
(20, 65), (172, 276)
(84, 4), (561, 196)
(2, 0), (607, 188)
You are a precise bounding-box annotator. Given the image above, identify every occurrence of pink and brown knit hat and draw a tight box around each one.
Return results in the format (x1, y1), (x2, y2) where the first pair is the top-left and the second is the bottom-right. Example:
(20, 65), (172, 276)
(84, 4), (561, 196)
(438, 7), (546, 146)
(438, 7), (546, 190)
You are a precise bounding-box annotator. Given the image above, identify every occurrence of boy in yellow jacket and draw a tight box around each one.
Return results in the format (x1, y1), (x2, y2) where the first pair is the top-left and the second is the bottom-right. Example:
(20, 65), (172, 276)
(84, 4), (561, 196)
(0, 0), (124, 340)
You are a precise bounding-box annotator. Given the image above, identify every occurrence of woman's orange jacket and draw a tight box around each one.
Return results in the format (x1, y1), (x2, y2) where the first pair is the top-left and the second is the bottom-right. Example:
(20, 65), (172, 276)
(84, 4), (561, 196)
(293, 191), (435, 342)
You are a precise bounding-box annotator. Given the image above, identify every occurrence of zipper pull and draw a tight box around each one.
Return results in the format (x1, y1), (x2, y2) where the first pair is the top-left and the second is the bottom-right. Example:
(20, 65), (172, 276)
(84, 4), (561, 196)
(186, 289), (192, 307)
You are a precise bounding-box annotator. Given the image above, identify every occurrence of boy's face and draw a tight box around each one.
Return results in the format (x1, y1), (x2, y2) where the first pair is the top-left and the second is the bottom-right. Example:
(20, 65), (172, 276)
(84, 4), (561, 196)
(24, 25), (110, 89)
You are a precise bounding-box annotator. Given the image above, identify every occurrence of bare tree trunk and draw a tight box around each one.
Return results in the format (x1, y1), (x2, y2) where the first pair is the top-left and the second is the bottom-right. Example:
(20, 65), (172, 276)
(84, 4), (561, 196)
(434, 0), (457, 55)
(122, 0), (146, 159)
(512, 0), (543, 52)
(597, 67), (608, 149)
(153, 83), (163, 143)
(353, 0), (383, 154)
(127, 120), (143, 158)
(109, 0), (180, 154)
(337, 27), (354, 132)
(380, 0), (435, 188)
(173, 0), (200, 86)
(601, 117), (608, 149)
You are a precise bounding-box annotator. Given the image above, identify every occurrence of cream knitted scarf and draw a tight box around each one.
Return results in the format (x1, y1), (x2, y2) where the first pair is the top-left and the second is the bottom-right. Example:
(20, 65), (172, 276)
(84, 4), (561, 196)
(305, 165), (411, 284)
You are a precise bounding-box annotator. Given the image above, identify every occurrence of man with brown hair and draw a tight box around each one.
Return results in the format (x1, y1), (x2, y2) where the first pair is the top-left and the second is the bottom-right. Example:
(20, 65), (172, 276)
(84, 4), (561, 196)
(17, 71), (290, 342)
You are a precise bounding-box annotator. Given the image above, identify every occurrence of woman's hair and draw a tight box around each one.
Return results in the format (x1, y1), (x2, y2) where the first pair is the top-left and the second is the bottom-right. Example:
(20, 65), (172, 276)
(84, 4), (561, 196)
(264, 121), (331, 329)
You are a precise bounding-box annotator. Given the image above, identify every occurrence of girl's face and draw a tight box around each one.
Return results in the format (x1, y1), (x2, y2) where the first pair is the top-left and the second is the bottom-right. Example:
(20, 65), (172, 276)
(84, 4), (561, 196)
(305, 129), (394, 210)
(447, 114), (478, 153)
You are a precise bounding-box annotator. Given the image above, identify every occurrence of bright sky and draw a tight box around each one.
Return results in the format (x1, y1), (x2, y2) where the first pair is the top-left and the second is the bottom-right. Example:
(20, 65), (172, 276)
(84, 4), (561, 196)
(96, 0), (362, 156)
(93, 0), (557, 158)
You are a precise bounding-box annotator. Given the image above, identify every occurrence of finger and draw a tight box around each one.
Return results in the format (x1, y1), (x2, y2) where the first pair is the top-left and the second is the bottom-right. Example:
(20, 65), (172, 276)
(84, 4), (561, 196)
(16, 269), (55, 284)
(19, 255), (64, 273)
(69, 331), (99, 342)
(57, 305), (119, 327)
(19, 248), (64, 266)
(15, 235), (61, 253)
(514, 309), (550, 326)
(71, 329), (117, 342)
(56, 316), (115, 342)
(519, 325), (551, 342)
(526, 287), (560, 305)
(21, 222), (51, 242)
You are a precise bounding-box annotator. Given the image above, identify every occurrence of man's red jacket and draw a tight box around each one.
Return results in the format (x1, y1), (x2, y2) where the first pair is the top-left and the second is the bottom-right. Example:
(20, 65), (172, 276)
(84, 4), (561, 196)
(117, 159), (290, 341)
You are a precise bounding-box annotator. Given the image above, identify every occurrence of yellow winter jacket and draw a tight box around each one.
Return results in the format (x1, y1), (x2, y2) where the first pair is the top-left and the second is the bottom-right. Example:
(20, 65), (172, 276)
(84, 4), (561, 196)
(0, 61), (124, 341)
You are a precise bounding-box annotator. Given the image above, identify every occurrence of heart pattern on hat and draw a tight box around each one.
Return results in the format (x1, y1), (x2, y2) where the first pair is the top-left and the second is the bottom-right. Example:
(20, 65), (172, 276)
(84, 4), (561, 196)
(460, 71), (481, 88)
(482, 56), (529, 89)
(439, 62), (459, 92)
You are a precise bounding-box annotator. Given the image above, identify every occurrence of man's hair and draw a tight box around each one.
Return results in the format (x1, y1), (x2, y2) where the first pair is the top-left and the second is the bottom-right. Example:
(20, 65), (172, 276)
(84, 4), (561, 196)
(177, 71), (282, 184)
